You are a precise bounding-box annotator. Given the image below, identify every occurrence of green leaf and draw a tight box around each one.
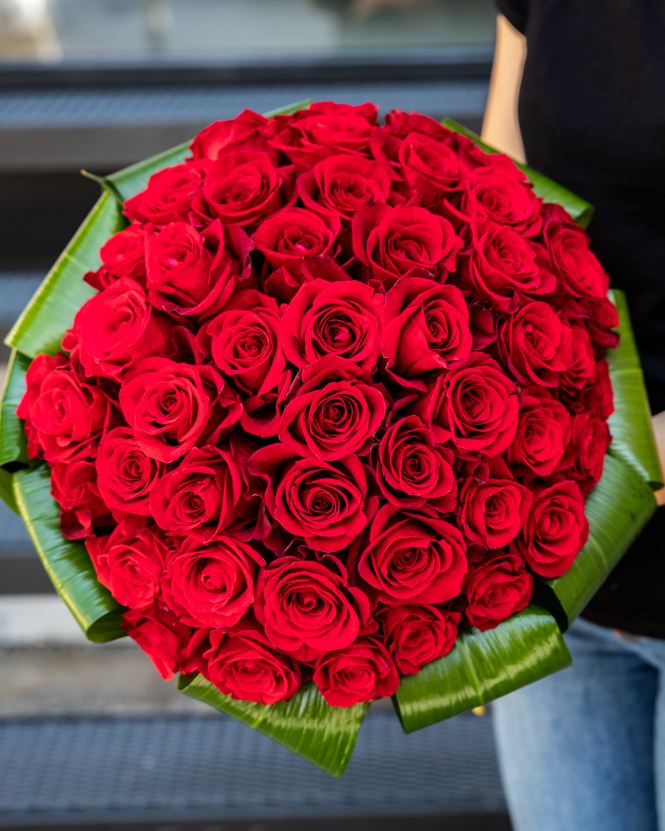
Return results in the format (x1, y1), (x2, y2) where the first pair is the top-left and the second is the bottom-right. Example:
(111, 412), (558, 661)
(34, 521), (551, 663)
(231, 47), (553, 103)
(442, 119), (594, 228)
(393, 604), (571, 733)
(0, 349), (30, 471)
(13, 465), (126, 643)
(0, 468), (17, 514)
(178, 674), (368, 777)
(606, 289), (662, 488)
(533, 454), (656, 631)
(6, 193), (125, 359)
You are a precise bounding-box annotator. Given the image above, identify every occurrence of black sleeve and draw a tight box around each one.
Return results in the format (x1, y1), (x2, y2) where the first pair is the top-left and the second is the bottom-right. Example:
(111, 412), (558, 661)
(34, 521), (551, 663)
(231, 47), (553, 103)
(495, 0), (527, 34)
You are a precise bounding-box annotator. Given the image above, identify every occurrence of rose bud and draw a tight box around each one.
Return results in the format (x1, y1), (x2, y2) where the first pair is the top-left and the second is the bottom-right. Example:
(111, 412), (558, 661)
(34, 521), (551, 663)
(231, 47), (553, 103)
(51, 459), (112, 540)
(253, 555), (373, 662)
(87, 519), (168, 609)
(313, 636), (399, 707)
(506, 387), (572, 477)
(123, 162), (208, 227)
(463, 550), (533, 630)
(122, 603), (195, 680)
(278, 357), (388, 461)
(512, 480), (589, 578)
(348, 504), (468, 607)
(459, 161), (542, 237)
(381, 276), (472, 389)
(84, 224), (148, 290)
(381, 604), (459, 675)
(458, 476), (532, 550)
(203, 622), (301, 705)
(161, 535), (265, 629)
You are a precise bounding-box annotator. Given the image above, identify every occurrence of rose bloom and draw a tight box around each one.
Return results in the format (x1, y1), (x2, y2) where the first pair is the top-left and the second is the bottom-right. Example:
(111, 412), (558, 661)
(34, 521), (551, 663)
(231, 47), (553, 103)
(161, 535), (265, 628)
(85, 224), (147, 290)
(278, 357), (388, 461)
(458, 476), (533, 550)
(253, 555), (373, 662)
(347, 504), (468, 607)
(51, 459), (112, 540)
(382, 604), (459, 675)
(313, 636), (399, 707)
(567, 412), (610, 486)
(463, 550), (533, 630)
(252, 207), (340, 274)
(397, 131), (470, 205)
(122, 603), (195, 680)
(543, 203), (609, 298)
(203, 622), (301, 705)
(280, 278), (384, 373)
(96, 427), (163, 519)
(506, 387), (572, 477)
(189, 109), (275, 160)
(87, 519), (168, 609)
(123, 162), (208, 227)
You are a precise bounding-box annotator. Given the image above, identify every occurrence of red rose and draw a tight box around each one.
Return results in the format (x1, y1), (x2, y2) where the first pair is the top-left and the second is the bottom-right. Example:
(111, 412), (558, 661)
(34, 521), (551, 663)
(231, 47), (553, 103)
(353, 203), (461, 288)
(373, 415), (457, 512)
(280, 279), (384, 373)
(51, 459), (112, 539)
(459, 161), (542, 237)
(85, 225), (147, 290)
(189, 109), (274, 160)
(149, 439), (259, 542)
(122, 603), (194, 680)
(506, 387), (572, 477)
(463, 550), (533, 630)
(567, 412), (610, 485)
(119, 358), (242, 463)
(513, 480), (589, 577)
(397, 131), (470, 205)
(383, 109), (489, 169)
(380, 276), (472, 389)
(297, 153), (392, 224)
(252, 207), (341, 274)
(203, 622), (301, 704)
(278, 357), (388, 461)
(575, 358), (614, 420)
(161, 535), (265, 628)
(543, 204), (609, 298)
(87, 519), (167, 609)
(381, 604), (459, 675)
(253, 555), (372, 662)
(62, 278), (177, 379)
(95, 427), (163, 518)
(348, 504), (468, 607)
(17, 354), (117, 463)
(313, 635), (399, 707)
(458, 476), (532, 549)
(123, 162), (208, 227)
(498, 301), (574, 387)
(414, 352), (519, 458)
(249, 444), (376, 554)
(585, 296), (619, 352)
(559, 323), (597, 396)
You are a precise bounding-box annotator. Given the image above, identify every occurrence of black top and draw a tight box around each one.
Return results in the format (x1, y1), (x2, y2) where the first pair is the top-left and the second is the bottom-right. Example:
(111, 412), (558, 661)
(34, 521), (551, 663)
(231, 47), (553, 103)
(496, 0), (665, 637)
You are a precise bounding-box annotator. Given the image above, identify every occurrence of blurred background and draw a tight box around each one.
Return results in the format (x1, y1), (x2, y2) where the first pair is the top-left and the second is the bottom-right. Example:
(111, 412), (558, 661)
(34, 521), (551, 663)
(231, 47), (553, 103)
(0, 2), (510, 829)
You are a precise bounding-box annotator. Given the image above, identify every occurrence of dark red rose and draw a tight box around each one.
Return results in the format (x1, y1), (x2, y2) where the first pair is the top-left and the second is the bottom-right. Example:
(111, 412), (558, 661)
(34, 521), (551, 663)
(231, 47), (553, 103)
(575, 358), (614, 420)
(313, 635), (399, 707)
(297, 153), (392, 224)
(459, 216), (556, 313)
(51, 459), (112, 539)
(397, 131), (470, 204)
(161, 534), (265, 628)
(381, 604), (459, 675)
(85, 225), (148, 290)
(150, 438), (259, 542)
(380, 276), (472, 389)
(348, 504), (467, 607)
(122, 603), (194, 680)
(458, 476), (532, 549)
(17, 353), (117, 463)
(414, 352), (519, 458)
(146, 220), (250, 319)
(463, 550), (533, 630)
(585, 296), (619, 352)
(353, 203), (461, 288)
(373, 415), (457, 512)
(252, 207), (341, 273)
(253, 555), (372, 662)
(123, 162), (208, 227)
(96, 427), (163, 518)
(278, 357), (388, 461)
(513, 480), (589, 577)
(498, 301), (574, 388)
(543, 204), (609, 298)
(62, 278), (177, 379)
(192, 152), (295, 229)
(506, 387), (572, 477)
(459, 161), (542, 237)
(87, 519), (167, 609)
(249, 444), (376, 554)
(203, 621), (301, 704)
(568, 412), (610, 485)
(189, 109), (274, 160)
(280, 279), (383, 373)
(119, 358), (242, 463)
(559, 323), (597, 395)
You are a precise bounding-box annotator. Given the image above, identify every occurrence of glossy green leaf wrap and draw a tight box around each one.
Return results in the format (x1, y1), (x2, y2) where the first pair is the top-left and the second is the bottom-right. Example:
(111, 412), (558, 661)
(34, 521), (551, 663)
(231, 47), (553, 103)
(0, 349), (30, 470)
(178, 674), (369, 777)
(442, 119), (594, 228)
(394, 604), (571, 733)
(13, 465), (126, 642)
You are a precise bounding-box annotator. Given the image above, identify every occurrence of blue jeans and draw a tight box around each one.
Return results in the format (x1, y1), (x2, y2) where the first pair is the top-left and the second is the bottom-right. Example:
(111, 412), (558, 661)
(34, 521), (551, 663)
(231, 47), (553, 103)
(493, 617), (665, 831)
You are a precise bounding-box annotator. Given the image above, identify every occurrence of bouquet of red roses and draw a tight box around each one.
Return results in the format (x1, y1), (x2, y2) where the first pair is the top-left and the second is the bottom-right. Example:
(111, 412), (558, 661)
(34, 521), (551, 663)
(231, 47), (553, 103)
(0, 101), (660, 776)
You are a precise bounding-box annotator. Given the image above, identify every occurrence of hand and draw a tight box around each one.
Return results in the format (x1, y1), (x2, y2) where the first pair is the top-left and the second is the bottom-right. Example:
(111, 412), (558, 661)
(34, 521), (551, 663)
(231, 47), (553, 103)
(652, 411), (665, 505)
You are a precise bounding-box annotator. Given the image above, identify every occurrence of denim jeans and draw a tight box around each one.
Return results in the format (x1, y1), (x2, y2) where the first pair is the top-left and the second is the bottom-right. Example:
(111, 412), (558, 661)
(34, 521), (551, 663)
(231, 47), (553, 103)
(493, 617), (665, 831)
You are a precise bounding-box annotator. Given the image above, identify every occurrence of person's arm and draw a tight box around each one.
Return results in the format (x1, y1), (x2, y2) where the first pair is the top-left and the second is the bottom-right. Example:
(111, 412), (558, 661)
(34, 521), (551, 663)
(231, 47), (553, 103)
(481, 14), (527, 163)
